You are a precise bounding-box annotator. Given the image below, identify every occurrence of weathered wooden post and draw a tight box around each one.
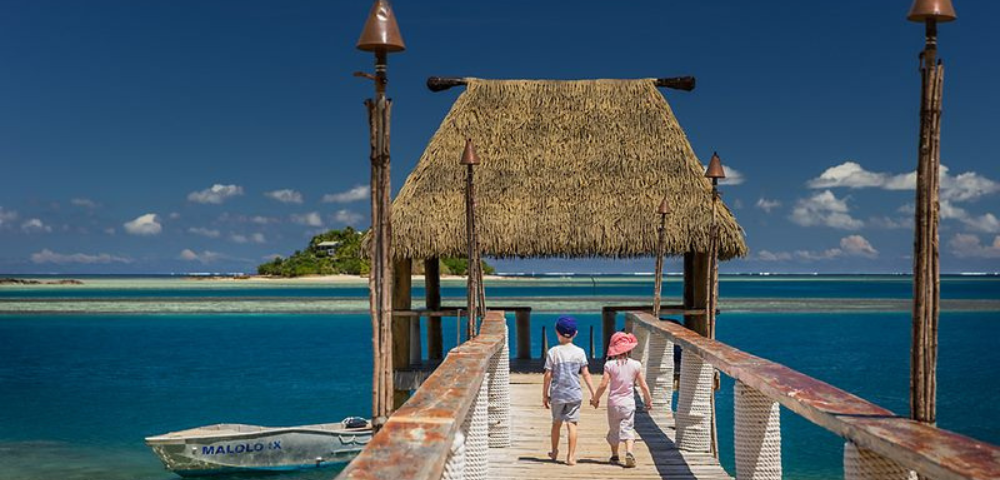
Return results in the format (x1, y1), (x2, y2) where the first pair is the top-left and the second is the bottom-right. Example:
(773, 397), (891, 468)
(461, 139), (481, 338)
(425, 257), (444, 360)
(704, 152), (726, 457)
(515, 309), (531, 359)
(649, 199), (676, 416)
(356, 0), (405, 431)
(653, 196), (671, 318)
(908, 0), (953, 431)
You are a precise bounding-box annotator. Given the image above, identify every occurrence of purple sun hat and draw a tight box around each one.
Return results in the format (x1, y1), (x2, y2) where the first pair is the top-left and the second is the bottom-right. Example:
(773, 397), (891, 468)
(555, 315), (578, 337)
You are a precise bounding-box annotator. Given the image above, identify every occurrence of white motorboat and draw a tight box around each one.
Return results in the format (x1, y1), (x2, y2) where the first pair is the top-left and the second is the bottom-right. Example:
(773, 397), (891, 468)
(145, 418), (371, 477)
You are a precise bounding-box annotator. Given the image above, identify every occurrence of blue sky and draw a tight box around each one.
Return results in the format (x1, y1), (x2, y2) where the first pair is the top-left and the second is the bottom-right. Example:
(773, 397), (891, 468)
(0, 0), (997, 274)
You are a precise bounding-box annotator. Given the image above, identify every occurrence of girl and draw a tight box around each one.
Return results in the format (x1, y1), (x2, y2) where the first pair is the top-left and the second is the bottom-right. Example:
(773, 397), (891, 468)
(590, 331), (652, 468)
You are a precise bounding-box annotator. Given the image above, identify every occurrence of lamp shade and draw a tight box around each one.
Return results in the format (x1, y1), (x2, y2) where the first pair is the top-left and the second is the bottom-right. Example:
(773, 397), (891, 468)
(907, 0), (957, 22)
(460, 139), (481, 166)
(357, 0), (406, 52)
(657, 196), (671, 215)
(704, 152), (726, 180)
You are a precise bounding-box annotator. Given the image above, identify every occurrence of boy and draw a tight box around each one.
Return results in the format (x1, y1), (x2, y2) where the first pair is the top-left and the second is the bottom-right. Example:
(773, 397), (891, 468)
(542, 315), (596, 465)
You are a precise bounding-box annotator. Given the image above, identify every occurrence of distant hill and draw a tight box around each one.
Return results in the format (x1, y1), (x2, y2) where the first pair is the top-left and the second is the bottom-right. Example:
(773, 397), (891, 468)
(257, 227), (494, 277)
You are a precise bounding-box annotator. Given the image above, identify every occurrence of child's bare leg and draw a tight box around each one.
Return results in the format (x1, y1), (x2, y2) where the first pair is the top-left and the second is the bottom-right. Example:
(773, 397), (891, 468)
(549, 421), (561, 460)
(566, 422), (578, 465)
(624, 439), (635, 455)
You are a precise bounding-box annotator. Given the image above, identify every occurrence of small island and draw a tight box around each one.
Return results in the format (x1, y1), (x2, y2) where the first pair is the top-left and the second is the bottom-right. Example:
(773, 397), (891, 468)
(256, 227), (494, 278)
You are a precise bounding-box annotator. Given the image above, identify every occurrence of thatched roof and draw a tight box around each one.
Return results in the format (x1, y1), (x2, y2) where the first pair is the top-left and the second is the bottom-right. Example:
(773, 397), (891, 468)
(390, 78), (747, 260)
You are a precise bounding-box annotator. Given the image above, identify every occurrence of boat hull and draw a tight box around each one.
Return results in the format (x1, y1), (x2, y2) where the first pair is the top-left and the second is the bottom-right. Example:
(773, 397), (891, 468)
(146, 424), (370, 477)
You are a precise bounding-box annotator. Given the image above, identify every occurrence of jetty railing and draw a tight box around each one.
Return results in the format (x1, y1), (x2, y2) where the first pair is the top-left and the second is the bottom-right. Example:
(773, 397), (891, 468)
(337, 310), (510, 480)
(626, 311), (1000, 480)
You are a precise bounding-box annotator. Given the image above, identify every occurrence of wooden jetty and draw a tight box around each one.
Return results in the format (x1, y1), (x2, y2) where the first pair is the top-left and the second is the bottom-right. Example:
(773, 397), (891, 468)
(490, 373), (731, 480)
(339, 310), (1000, 480)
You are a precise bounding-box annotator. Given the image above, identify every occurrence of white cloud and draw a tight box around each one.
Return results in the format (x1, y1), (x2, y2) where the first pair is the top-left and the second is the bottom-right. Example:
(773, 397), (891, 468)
(188, 227), (221, 238)
(322, 185), (369, 203)
(31, 249), (131, 264)
(187, 184), (244, 204)
(757, 250), (792, 262)
(71, 198), (99, 209)
(937, 201), (1000, 234)
(757, 235), (877, 262)
(793, 248), (843, 261)
(21, 218), (52, 233)
(839, 235), (878, 258)
(719, 167), (745, 186)
(942, 170), (1000, 202)
(756, 198), (781, 213)
(948, 234), (1000, 259)
(808, 162), (999, 203)
(230, 232), (266, 244)
(291, 212), (324, 227)
(0, 207), (18, 227)
(332, 209), (363, 225)
(251, 216), (278, 225)
(124, 213), (162, 236)
(264, 189), (304, 204)
(789, 190), (863, 230)
(868, 216), (912, 230)
(179, 249), (223, 264)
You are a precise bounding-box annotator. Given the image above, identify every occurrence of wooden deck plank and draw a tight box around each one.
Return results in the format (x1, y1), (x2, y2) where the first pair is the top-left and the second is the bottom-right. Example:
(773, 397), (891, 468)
(488, 373), (732, 480)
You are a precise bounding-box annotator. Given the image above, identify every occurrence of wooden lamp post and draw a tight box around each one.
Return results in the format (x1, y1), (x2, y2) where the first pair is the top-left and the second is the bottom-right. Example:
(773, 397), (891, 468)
(907, 0), (955, 428)
(356, 0), (405, 432)
(461, 139), (482, 338)
(704, 152), (725, 340)
(652, 196), (671, 318)
(703, 152), (725, 458)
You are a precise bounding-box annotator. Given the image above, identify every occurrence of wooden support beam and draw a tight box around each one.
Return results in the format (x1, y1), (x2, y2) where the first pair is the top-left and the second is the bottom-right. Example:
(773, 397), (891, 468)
(515, 309), (531, 360)
(685, 252), (711, 337)
(427, 75), (696, 92)
(392, 258), (412, 408)
(601, 307), (616, 357)
(424, 258), (443, 360)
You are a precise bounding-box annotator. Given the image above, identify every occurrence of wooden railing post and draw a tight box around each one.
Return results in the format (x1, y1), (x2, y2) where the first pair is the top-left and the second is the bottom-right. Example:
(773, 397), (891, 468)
(676, 350), (713, 453)
(844, 442), (915, 480)
(734, 381), (782, 480)
(515, 309), (531, 360)
(601, 307), (615, 357)
(540, 326), (548, 358)
(488, 324), (511, 447)
(645, 330), (674, 415)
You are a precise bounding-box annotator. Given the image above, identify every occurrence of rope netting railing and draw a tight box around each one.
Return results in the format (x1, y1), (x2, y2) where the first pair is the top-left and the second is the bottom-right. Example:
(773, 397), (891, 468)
(338, 310), (510, 480)
(625, 311), (1000, 480)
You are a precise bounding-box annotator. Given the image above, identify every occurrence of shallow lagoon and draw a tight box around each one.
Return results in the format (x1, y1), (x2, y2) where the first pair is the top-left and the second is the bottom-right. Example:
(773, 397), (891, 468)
(1, 276), (998, 480)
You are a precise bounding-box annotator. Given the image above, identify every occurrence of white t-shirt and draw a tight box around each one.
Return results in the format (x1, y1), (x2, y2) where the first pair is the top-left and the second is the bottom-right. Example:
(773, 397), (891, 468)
(544, 343), (588, 403)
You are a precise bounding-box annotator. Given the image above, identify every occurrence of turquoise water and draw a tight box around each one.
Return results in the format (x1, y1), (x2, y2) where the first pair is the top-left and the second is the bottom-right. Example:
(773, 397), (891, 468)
(0, 276), (998, 479)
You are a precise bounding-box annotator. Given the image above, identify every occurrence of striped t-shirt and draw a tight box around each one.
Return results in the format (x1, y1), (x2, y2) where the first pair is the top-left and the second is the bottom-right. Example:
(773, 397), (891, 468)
(544, 343), (588, 403)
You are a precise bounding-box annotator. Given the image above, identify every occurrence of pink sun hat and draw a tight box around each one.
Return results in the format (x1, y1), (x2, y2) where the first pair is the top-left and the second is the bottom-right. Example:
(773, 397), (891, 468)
(607, 331), (638, 357)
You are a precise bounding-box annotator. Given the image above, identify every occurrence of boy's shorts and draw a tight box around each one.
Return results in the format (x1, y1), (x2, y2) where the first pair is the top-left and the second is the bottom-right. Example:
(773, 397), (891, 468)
(606, 404), (636, 443)
(550, 401), (581, 423)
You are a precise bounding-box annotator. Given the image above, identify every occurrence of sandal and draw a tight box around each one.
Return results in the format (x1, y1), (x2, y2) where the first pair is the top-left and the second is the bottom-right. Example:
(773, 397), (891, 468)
(547, 450), (559, 462)
(624, 452), (636, 468)
(609, 455), (620, 464)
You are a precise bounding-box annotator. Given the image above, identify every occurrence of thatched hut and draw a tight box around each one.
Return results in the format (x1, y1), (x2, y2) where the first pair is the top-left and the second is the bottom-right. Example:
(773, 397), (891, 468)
(392, 78), (745, 261)
(387, 78), (746, 384)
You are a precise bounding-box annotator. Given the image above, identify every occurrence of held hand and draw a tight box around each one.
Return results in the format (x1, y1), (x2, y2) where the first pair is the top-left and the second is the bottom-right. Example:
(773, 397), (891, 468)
(589, 398), (599, 409)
